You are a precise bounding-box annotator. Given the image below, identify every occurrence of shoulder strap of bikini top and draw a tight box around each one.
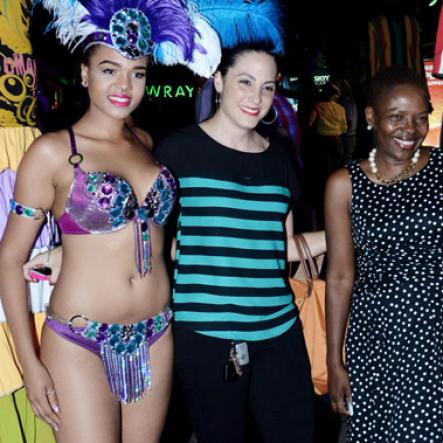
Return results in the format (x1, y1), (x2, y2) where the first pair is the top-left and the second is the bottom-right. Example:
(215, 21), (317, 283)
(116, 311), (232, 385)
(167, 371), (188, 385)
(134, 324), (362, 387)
(67, 127), (84, 168)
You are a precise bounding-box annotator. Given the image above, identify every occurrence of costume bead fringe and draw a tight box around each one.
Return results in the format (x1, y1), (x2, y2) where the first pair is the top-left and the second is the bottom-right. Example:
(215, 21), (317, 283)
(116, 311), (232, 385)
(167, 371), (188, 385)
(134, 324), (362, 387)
(134, 220), (152, 276)
(101, 341), (151, 404)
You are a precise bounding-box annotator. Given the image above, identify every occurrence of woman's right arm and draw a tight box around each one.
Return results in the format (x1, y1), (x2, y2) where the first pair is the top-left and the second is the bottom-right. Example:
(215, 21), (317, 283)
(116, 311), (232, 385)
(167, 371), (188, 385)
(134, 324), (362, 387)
(324, 168), (355, 416)
(0, 135), (61, 430)
(23, 245), (62, 284)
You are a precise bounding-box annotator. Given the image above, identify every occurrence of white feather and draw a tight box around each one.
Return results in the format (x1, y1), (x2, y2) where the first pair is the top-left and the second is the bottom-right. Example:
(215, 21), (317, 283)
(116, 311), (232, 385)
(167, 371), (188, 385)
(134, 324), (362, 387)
(188, 16), (221, 77)
(155, 15), (220, 77)
(154, 42), (185, 66)
(42, 0), (96, 50)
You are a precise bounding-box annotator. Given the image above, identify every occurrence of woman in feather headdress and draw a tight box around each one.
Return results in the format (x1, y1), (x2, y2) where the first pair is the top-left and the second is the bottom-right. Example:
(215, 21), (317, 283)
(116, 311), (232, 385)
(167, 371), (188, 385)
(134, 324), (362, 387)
(0, 0), (218, 441)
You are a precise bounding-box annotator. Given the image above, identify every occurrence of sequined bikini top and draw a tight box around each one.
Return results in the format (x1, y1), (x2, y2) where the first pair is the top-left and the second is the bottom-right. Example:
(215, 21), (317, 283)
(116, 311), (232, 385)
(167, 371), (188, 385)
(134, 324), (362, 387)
(58, 127), (177, 275)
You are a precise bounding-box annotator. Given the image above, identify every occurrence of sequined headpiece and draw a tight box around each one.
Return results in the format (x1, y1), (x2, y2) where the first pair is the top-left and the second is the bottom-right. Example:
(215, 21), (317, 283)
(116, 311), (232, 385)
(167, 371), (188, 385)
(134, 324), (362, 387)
(42, 0), (207, 65)
(83, 7), (156, 59)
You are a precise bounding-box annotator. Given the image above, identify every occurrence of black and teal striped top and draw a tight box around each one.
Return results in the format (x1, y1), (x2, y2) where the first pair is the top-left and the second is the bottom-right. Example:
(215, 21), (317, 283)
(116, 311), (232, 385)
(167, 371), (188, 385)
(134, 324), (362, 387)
(155, 125), (299, 341)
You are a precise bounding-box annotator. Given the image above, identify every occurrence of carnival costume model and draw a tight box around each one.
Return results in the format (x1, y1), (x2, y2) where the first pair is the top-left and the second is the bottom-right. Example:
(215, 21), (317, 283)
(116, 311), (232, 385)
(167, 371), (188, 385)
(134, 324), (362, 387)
(6, 0), (225, 407)
(1, 5), (219, 440)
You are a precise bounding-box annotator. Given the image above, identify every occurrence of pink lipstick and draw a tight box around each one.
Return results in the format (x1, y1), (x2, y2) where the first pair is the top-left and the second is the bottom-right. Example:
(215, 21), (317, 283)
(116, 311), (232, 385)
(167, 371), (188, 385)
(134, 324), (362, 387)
(109, 95), (131, 107)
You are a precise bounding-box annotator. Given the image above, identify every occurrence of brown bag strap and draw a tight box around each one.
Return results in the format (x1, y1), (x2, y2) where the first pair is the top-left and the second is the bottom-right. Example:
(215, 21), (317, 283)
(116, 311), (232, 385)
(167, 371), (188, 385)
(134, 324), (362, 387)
(292, 235), (307, 277)
(298, 234), (320, 280)
(292, 234), (316, 296)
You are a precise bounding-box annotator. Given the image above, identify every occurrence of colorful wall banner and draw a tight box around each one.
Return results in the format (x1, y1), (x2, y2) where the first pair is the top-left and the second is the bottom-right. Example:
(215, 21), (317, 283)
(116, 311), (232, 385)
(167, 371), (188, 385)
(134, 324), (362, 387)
(424, 60), (443, 147)
(0, 0), (37, 127)
(368, 15), (422, 77)
(433, 5), (443, 77)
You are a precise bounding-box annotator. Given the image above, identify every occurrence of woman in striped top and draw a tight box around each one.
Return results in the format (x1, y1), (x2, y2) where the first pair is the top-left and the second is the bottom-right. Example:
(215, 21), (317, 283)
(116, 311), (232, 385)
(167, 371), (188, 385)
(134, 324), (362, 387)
(156, 43), (326, 443)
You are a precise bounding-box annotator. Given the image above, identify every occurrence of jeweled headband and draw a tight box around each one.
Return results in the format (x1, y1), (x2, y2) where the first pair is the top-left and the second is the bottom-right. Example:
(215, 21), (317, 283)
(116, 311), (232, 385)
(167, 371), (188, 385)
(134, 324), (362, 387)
(83, 7), (155, 59)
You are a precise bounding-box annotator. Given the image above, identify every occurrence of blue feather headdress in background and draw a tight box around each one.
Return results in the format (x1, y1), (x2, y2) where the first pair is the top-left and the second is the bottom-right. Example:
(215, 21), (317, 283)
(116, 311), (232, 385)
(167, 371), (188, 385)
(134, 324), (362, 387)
(192, 0), (284, 54)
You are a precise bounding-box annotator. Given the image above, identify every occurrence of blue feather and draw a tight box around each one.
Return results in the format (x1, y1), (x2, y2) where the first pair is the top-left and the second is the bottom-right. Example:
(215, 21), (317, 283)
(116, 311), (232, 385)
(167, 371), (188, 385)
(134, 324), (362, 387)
(192, 0), (284, 53)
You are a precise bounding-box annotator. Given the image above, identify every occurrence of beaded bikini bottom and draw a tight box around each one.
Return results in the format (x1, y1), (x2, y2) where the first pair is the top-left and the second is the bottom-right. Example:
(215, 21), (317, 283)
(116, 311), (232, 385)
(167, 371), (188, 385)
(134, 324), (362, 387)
(46, 306), (172, 403)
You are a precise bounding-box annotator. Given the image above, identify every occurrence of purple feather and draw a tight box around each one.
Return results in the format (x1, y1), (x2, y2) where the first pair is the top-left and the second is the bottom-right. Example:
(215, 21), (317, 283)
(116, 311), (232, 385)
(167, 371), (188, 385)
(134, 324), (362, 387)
(78, 0), (196, 60)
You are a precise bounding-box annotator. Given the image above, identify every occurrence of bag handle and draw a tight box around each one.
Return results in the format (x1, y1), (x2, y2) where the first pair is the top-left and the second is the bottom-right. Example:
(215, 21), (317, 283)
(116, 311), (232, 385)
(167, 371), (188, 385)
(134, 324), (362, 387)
(292, 235), (310, 281)
(298, 234), (320, 280)
(292, 234), (320, 297)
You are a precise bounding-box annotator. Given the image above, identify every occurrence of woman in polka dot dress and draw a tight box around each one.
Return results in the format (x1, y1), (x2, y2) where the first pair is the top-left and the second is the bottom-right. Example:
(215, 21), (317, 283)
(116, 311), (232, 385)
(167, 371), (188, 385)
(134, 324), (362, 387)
(325, 66), (443, 442)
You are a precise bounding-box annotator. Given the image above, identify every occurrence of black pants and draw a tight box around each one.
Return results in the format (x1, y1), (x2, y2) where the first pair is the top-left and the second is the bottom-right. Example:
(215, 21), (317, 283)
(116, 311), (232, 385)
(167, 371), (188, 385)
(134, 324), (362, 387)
(174, 321), (315, 443)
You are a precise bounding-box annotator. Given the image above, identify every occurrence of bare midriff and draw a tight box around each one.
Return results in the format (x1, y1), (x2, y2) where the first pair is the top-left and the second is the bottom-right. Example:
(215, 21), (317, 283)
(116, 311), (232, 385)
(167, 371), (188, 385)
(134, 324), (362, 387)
(49, 224), (170, 324)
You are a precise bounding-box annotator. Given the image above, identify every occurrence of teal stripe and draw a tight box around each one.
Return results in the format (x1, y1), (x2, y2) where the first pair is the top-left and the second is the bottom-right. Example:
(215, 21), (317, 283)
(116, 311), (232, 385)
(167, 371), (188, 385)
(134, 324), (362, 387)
(181, 196), (287, 213)
(173, 293), (293, 307)
(180, 177), (290, 197)
(175, 274), (286, 288)
(180, 216), (282, 232)
(179, 255), (285, 269)
(179, 236), (285, 251)
(195, 318), (296, 342)
(174, 304), (294, 323)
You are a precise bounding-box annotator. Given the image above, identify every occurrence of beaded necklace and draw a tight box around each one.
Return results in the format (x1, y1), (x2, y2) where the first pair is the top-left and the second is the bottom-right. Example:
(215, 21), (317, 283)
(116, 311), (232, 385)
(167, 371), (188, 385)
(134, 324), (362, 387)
(368, 147), (421, 185)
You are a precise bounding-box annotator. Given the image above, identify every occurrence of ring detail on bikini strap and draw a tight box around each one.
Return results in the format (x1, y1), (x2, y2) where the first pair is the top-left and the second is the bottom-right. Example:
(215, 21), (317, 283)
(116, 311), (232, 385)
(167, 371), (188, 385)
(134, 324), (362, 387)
(68, 153), (84, 166)
(68, 314), (90, 333)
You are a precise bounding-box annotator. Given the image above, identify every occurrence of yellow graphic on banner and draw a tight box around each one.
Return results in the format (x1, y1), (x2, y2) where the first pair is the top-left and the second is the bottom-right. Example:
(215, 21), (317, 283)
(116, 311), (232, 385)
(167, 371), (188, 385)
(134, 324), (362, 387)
(0, 0), (36, 127)
(0, 66), (37, 126)
(0, 0), (32, 54)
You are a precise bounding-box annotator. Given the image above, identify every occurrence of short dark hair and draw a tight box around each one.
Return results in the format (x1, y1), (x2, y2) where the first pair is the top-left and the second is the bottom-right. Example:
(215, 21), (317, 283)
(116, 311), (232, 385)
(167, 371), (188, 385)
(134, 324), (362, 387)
(367, 66), (431, 111)
(217, 42), (279, 77)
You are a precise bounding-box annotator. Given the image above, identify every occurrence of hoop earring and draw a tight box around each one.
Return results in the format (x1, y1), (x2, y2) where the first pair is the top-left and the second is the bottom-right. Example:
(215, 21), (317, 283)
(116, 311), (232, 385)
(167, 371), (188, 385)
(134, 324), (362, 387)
(261, 105), (278, 125)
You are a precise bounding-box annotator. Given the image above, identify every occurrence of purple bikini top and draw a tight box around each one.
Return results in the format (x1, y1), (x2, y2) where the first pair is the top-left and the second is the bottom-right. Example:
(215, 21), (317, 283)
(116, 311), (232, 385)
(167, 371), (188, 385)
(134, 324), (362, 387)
(58, 127), (177, 275)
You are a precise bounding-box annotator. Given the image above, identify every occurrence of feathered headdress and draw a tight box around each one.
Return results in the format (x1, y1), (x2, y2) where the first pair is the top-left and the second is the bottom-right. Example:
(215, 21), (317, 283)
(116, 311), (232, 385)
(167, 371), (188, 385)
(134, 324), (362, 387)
(153, 0), (284, 77)
(42, 0), (200, 61)
(42, 0), (283, 77)
(191, 0), (284, 54)
(154, 2), (222, 78)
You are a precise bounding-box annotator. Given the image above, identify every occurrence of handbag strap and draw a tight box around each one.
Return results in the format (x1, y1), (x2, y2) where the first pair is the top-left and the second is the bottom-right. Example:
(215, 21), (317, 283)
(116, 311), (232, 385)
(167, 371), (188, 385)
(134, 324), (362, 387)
(292, 234), (321, 297)
(292, 236), (309, 280)
(298, 234), (320, 280)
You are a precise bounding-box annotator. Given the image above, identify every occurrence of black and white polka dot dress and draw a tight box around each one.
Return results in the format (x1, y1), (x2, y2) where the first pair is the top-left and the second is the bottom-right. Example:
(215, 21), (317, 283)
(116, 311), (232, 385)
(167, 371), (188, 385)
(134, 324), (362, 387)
(346, 147), (443, 442)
